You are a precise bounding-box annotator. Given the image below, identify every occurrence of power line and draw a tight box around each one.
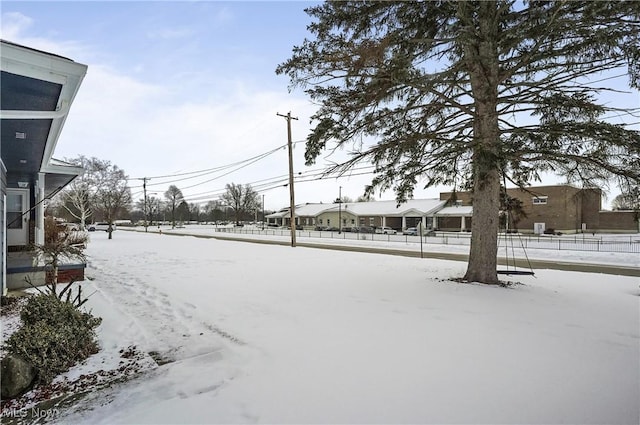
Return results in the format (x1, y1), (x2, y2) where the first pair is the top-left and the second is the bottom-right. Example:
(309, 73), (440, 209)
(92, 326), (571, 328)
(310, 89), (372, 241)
(587, 73), (630, 85)
(125, 138), (376, 205)
(128, 140), (306, 188)
(182, 167), (377, 205)
(128, 147), (280, 189)
(179, 164), (376, 202)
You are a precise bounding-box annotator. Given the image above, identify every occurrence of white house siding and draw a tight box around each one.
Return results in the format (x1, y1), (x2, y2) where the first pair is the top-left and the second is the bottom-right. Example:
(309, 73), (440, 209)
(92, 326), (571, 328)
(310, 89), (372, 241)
(317, 210), (357, 228)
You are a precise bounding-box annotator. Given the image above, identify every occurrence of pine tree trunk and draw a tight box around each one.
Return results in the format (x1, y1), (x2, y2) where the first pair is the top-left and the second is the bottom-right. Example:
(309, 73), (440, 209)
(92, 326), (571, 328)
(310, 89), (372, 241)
(461, 0), (501, 284)
(464, 168), (501, 284)
(463, 92), (501, 284)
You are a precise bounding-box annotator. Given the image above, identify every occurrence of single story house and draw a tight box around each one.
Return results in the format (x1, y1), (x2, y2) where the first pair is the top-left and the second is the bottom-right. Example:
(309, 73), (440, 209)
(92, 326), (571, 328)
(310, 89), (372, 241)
(1, 40), (88, 295)
(267, 199), (447, 231)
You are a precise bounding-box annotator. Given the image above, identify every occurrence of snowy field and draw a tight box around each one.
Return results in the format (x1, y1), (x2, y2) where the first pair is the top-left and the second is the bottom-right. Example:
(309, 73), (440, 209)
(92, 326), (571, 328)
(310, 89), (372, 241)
(52, 230), (638, 424)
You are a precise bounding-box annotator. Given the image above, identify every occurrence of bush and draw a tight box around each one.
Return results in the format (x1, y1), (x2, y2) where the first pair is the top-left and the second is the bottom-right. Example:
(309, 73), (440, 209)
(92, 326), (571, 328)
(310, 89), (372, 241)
(5, 294), (102, 384)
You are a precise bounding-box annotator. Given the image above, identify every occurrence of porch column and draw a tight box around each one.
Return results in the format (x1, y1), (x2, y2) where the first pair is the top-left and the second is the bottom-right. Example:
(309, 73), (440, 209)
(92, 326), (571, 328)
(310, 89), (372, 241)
(402, 216), (406, 229)
(460, 215), (466, 231)
(2, 192), (5, 297)
(35, 173), (46, 245)
(433, 216), (438, 230)
(382, 216), (386, 227)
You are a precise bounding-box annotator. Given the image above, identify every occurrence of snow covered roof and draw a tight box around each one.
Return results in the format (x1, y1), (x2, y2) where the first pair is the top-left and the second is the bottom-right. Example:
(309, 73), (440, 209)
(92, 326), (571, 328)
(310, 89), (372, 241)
(294, 203), (332, 216)
(435, 206), (473, 216)
(265, 210), (288, 219)
(266, 203), (329, 219)
(324, 199), (446, 216)
(268, 199), (449, 219)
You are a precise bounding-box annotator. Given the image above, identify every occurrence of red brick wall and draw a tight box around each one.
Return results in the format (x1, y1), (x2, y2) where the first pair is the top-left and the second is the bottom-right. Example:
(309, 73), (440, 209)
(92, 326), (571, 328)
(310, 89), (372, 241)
(439, 191), (473, 205)
(440, 185), (605, 233)
(502, 186), (604, 233)
(46, 267), (85, 284)
(437, 216), (472, 231)
(598, 211), (638, 232)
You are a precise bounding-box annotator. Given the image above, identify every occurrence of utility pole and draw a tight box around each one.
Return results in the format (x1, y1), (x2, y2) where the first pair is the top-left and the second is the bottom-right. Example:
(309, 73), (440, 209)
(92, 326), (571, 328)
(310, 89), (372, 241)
(262, 194), (265, 230)
(277, 111), (298, 247)
(338, 186), (342, 234)
(140, 177), (149, 232)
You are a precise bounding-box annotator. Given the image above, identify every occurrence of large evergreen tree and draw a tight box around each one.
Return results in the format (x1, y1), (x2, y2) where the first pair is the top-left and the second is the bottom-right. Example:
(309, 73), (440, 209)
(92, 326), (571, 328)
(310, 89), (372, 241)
(277, 0), (640, 284)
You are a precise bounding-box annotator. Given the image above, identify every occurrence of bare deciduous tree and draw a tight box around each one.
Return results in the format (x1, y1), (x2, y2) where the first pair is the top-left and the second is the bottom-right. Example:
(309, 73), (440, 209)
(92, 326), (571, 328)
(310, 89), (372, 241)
(221, 183), (259, 226)
(611, 185), (640, 225)
(164, 185), (184, 229)
(203, 200), (225, 223)
(60, 156), (112, 230)
(189, 203), (201, 222)
(93, 163), (132, 239)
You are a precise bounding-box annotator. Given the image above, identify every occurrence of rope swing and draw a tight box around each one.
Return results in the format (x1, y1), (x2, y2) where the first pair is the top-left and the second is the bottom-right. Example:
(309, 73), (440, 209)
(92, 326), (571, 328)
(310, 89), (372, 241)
(497, 182), (535, 276)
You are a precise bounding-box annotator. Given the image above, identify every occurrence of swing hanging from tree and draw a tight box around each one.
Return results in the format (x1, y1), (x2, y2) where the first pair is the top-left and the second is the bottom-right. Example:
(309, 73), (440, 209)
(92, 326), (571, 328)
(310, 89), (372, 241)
(496, 187), (535, 276)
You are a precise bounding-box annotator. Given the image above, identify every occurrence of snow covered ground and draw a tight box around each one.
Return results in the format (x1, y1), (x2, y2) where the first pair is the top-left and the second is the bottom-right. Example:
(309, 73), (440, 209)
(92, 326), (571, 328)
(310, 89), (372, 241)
(160, 224), (640, 268)
(49, 230), (638, 424)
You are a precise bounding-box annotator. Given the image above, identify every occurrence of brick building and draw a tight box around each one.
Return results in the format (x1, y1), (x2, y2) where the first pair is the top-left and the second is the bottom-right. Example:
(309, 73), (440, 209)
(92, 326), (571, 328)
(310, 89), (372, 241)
(440, 185), (638, 234)
(267, 185), (638, 235)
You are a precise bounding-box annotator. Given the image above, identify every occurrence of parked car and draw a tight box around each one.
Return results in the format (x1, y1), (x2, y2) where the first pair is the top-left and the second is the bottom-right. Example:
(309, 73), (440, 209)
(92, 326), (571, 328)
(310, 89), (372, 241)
(88, 222), (116, 232)
(375, 226), (397, 235)
(358, 226), (375, 233)
(403, 227), (418, 236)
(325, 226), (340, 232)
(314, 225), (328, 231)
(63, 223), (80, 231)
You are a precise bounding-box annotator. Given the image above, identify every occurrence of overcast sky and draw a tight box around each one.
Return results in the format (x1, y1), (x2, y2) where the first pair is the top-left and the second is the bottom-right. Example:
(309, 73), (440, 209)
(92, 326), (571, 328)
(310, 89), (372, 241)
(2, 1), (637, 210)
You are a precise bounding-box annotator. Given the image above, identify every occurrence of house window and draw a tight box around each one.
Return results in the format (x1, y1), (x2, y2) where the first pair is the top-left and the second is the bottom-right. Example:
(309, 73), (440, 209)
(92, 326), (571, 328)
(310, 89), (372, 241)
(327, 219), (330, 225)
(369, 217), (374, 225)
(319, 219), (323, 225)
(532, 196), (548, 205)
(351, 219), (355, 225)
